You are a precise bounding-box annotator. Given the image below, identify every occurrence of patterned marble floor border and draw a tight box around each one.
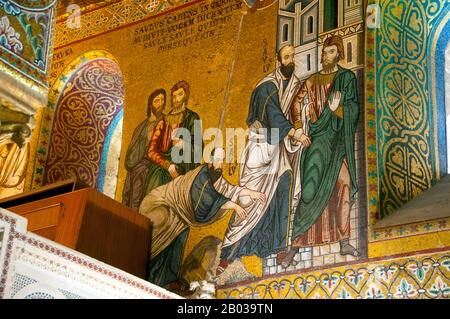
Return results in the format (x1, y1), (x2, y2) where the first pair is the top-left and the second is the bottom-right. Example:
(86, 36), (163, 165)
(217, 247), (450, 299)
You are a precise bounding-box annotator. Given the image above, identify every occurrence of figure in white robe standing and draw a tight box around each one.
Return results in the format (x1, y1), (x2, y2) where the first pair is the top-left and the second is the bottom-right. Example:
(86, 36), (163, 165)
(217, 45), (311, 274)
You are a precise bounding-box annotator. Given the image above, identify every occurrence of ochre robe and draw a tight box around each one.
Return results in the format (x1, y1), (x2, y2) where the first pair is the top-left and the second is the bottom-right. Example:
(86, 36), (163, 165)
(139, 165), (232, 287)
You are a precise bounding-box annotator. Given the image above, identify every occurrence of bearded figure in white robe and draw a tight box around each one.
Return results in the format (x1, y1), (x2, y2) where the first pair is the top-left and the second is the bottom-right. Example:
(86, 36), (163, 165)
(217, 45), (311, 273)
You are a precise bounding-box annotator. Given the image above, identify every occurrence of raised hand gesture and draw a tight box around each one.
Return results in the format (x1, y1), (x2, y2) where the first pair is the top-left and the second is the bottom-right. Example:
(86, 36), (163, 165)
(329, 91), (342, 112)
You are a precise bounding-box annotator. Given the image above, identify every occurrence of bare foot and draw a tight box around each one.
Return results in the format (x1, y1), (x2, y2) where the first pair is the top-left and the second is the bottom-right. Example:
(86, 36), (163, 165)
(279, 249), (298, 268)
(340, 243), (360, 257)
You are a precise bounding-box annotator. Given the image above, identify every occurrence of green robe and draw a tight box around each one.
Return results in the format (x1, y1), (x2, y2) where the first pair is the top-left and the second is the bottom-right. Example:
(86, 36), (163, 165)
(122, 117), (159, 211)
(145, 107), (202, 195)
(292, 66), (360, 237)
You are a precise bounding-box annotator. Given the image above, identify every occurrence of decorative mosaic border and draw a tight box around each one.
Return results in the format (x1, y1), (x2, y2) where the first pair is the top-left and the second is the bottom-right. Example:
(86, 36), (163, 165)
(366, 0), (450, 241)
(217, 250), (450, 299)
(56, 0), (122, 17)
(362, 1), (448, 242)
(0, 212), (21, 297)
(365, 0), (379, 238)
(53, 0), (201, 48)
(0, 208), (178, 299)
(371, 218), (450, 242)
(376, 0), (450, 217)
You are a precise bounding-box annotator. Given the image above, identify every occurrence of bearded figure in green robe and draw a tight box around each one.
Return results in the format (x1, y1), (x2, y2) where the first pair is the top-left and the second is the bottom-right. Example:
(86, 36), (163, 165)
(288, 35), (360, 258)
(122, 89), (166, 211)
(145, 80), (202, 195)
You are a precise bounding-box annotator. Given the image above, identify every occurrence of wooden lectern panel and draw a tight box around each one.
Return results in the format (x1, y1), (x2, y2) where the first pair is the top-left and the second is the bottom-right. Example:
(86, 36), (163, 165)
(18, 203), (64, 241)
(6, 189), (89, 248)
(77, 189), (150, 279)
(1, 182), (150, 279)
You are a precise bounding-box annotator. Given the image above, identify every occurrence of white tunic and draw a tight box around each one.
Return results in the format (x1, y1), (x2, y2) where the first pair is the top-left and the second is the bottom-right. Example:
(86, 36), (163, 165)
(220, 68), (306, 249)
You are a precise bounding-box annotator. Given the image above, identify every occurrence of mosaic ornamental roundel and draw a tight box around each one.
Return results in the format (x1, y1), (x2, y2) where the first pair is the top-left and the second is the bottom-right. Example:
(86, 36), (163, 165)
(44, 58), (124, 189)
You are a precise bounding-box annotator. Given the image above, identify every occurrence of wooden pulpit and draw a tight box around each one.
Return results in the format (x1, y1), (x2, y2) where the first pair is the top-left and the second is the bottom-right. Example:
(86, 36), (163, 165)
(0, 179), (150, 279)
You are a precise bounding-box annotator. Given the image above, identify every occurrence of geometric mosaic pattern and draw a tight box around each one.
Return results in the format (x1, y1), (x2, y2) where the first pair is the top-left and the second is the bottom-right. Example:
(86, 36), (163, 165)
(217, 251), (450, 299)
(9, 273), (37, 298)
(0, 227), (3, 247)
(365, 0), (380, 228)
(23, 292), (55, 299)
(56, 0), (119, 16)
(57, 288), (85, 299)
(376, 0), (450, 218)
(54, 0), (195, 48)
(365, 1), (450, 242)
(371, 218), (450, 242)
